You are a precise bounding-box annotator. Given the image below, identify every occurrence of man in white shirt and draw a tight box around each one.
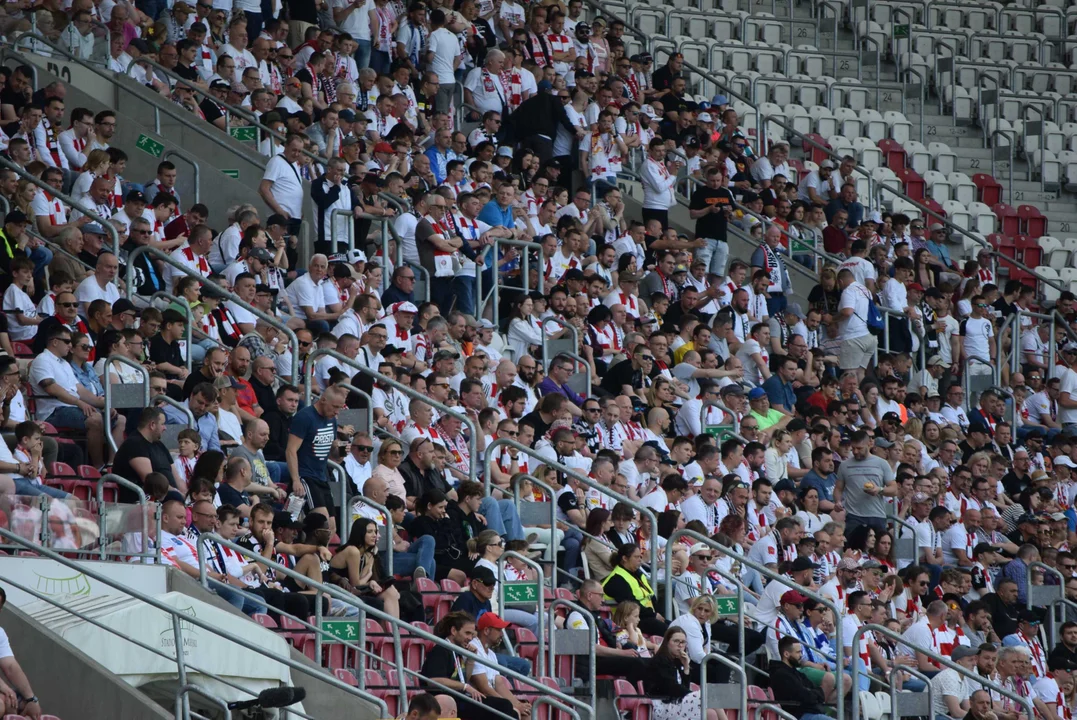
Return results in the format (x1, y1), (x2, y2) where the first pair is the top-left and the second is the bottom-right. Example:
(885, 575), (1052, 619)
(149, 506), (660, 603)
(464, 51), (508, 115)
(258, 134), (306, 233)
(942, 508), (980, 567)
(1057, 344), (1077, 432)
(640, 137), (677, 229)
(750, 142), (790, 189)
(798, 160), (834, 205)
(286, 255), (340, 334)
(960, 294), (996, 376)
(427, 10), (462, 113)
(75, 252), (121, 315)
(836, 267), (877, 380)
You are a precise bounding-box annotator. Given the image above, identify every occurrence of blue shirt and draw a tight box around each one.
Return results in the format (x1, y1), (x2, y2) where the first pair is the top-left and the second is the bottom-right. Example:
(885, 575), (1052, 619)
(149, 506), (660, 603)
(762, 375), (796, 411)
(477, 201), (514, 272)
(1001, 557), (1029, 604)
(801, 469), (837, 502)
(825, 197), (864, 227)
(70, 361), (103, 398)
(162, 401), (222, 453)
(451, 590), (491, 621)
(289, 404), (337, 484)
(926, 240), (953, 268)
(536, 376), (584, 407)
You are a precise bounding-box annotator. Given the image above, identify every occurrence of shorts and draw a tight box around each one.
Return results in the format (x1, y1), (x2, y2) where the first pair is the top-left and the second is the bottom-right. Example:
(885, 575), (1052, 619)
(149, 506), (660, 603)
(46, 405), (90, 430)
(839, 333), (878, 370)
(299, 477), (338, 515)
(799, 666), (827, 686)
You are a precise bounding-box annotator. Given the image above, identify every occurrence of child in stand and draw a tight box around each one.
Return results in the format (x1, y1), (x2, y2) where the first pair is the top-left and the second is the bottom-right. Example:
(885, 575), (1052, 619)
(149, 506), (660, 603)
(11, 421), (69, 499)
(36, 269), (74, 317)
(172, 428), (202, 496)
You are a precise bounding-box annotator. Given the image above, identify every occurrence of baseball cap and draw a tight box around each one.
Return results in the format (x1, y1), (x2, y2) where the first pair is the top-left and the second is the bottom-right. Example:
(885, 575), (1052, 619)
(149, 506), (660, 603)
(874, 437), (895, 449)
(882, 411), (902, 423)
(347, 249), (368, 264)
(619, 272), (640, 283)
(470, 567), (497, 586)
(967, 422), (990, 435)
(112, 298), (137, 315)
(780, 590), (808, 605)
(1016, 513), (1041, 525)
(478, 319), (496, 330)
(249, 247), (274, 263)
(790, 557), (818, 572)
(785, 303), (806, 320)
(125, 189), (147, 203)
(210, 79), (231, 90)
(1056, 456), (1077, 468)
(698, 112), (714, 123)
(273, 511), (302, 530)
(972, 542), (1002, 557)
(773, 478), (797, 494)
(929, 222), (946, 232)
(838, 558), (861, 571)
(373, 141), (394, 154)
(342, 135), (361, 147)
(861, 559), (883, 571)
(497, 146), (513, 157)
(927, 355), (950, 367)
(820, 160), (836, 169)
(1063, 342), (1077, 355)
(1051, 512), (1069, 522)
(213, 375), (243, 390)
(4, 210), (28, 226)
(393, 301), (418, 314)
(748, 387), (767, 400)
(432, 349), (460, 361)
(688, 542), (712, 556)
(951, 645), (979, 661)
(721, 384), (745, 397)
(338, 109), (357, 122)
(477, 612), (511, 630)
(907, 283), (925, 293)
(711, 94), (728, 105)
(912, 492), (933, 504)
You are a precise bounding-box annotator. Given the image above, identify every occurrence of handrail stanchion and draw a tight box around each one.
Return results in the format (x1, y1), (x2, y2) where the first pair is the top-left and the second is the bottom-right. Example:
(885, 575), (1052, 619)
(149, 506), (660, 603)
(547, 597), (596, 713)
(666, 528), (844, 720)
(95, 472), (149, 560)
(510, 472), (559, 586)
(852, 623), (1034, 720)
(1027, 561), (1073, 645)
(155, 393), (196, 428)
(498, 550), (546, 677)
(699, 651), (748, 720)
(330, 209), (357, 253)
(151, 290), (194, 372)
(193, 533), (593, 720)
(161, 149), (201, 204)
(102, 354), (150, 455)
(890, 663), (935, 720)
(485, 437), (660, 584)
(126, 246), (299, 381)
(328, 458), (393, 569)
(0, 527), (388, 717)
(307, 348), (479, 486)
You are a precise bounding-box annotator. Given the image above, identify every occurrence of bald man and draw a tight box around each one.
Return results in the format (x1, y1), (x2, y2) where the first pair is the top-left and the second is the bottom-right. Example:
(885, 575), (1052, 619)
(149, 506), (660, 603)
(484, 359), (518, 406)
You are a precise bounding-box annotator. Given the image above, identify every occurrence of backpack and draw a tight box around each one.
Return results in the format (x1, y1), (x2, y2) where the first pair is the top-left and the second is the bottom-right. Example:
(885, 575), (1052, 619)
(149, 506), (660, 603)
(866, 297), (885, 336)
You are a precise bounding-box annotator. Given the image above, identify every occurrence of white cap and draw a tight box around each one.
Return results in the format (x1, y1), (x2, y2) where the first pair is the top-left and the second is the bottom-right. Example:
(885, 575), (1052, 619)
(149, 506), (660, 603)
(393, 301), (418, 314)
(347, 249), (367, 264)
(698, 112), (713, 123)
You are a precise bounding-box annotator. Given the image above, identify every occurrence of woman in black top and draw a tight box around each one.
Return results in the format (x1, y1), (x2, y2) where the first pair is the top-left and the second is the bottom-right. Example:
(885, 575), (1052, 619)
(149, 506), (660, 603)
(601, 543), (668, 636)
(644, 627), (724, 720)
(408, 490), (473, 583)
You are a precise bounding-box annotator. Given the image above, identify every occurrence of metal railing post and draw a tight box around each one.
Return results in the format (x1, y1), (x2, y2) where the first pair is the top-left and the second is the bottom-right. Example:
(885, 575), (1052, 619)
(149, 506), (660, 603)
(330, 209), (356, 253)
(102, 355), (150, 455)
(510, 472), (559, 585)
(161, 149), (201, 204)
(547, 597), (596, 713)
(498, 550), (546, 677)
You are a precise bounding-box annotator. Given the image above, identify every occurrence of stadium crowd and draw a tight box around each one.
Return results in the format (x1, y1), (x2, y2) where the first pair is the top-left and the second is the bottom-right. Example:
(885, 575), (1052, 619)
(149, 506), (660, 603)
(1, 0), (1077, 719)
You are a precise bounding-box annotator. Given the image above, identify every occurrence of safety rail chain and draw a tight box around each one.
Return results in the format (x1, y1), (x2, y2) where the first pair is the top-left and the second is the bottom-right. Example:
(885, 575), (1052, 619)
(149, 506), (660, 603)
(124, 245), (300, 382)
(6, 36), (269, 172)
(0, 526), (373, 720)
(195, 533), (593, 720)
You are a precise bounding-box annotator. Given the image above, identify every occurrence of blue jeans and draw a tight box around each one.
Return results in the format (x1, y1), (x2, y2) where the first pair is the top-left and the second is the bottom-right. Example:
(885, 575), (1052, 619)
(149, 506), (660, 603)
(243, 10), (262, 37)
(266, 461), (289, 486)
(561, 526), (582, 574)
(383, 534), (436, 578)
(354, 39), (372, 73)
(46, 406), (89, 430)
(29, 245), (52, 277)
(766, 292), (788, 317)
(370, 49), (391, 75)
(453, 274), (477, 317)
(13, 477), (69, 499)
(803, 714), (835, 720)
(215, 584), (268, 616)
(478, 497), (523, 541)
(495, 652), (530, 676)
(696, 238), (729, 277)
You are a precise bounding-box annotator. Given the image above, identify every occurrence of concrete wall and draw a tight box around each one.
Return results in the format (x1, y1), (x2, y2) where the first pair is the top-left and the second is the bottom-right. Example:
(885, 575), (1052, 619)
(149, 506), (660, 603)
(2, 603), (173, 720)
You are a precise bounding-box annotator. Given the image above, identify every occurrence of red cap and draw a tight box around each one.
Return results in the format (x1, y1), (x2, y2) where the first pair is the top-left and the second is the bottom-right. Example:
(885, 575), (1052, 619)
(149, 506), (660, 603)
(780, 590), (808, 605)
(373, 141), (394, 153)
(477, 612), (511, 631)
(907, 283), (925, 293)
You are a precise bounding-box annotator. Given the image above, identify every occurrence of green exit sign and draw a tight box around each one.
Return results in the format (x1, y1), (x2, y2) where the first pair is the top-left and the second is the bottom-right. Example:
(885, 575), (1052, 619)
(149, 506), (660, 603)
(321, 620), (359, 644)
(135, 134), (164, 158)
(704, 425), (737, 444)
(892, 23), (910, 38)
(503, 582), (539, 604)
(230, 126), (257, 143)
(221, 169), (239, 179)
(714, 596), (741, 617)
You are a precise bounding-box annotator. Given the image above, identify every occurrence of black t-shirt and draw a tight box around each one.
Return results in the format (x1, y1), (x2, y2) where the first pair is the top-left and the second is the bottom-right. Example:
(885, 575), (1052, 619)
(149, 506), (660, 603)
(601, 358), (640, 395)
(0, 87), (29, 133)
(651, 66), (677, 93)
(557, 486), (580, 516)
(174, 63), (201, 82)
(294, 68), (315, 88)
(199, 98), (225, 125)
(183, 369), (216, 399)
(112, 433), (177, 502)
(217, 482), (251, 509)
(420, 645), (464, 687)
(150, 335), (185, 379)
(519, 409), (550, 444)
(690, 185), (734, 241)
(808, 284), (841, 315)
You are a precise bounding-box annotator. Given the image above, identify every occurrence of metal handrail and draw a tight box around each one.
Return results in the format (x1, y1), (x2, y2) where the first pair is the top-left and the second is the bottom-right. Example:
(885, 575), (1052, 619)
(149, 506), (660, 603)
(476, 238), (545, 329)
(102, 354), (150, 455)
(306, 347), (479, 486)
(510, 472), (558, 582)
(497, 549), (546, 677)
(540, 315), (579, 369)
(124, 56), (329, 169)
(332, 459), (394, 574)
(196, 533), (593, 720)
(330, 208), (356, 254)
(175, 684), (230, 720)
(161, 148), (201, 205)
(0, 526), (382, 719)
(483, 436), (661, 582)
(125, 245), (300, 381)
(547, 597), (596, 713)
(889, 665), (935, 720)
(155, 393), (196, 428)
(95, 472), (155, 561)
(852, 623), (1035, 720)
(0, 156), (120, 256)
(665, 527), (845, 720)
(1026, 560), (1074, 645)
(1008, 310), (1057, 376)
(8, 37), (262, 171)
(699, 651), (748, 720)
(889, 512), (922, 567)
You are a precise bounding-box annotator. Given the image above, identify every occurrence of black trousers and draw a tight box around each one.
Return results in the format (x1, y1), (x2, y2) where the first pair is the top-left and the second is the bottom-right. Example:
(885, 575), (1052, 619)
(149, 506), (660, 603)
(595, 655), (650, 683)
(641, 208), (670, 230)
(254, 585), (313, 622)
(696, 621), (767, 683)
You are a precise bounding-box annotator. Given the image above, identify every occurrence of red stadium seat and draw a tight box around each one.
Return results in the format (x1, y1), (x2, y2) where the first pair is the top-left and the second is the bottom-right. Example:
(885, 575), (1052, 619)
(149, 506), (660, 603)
(972, 173), (1003, 205)
(1018, 204), (1046, 237)
(993, 204), (1020, 235)
(878, 139), (906, 172)
(251, 613), (278, 630)
(614, 678), (653, 720)
(47, 462), (76, 478)
(896, 168), (925, 201)
(11, 342), (32, 357)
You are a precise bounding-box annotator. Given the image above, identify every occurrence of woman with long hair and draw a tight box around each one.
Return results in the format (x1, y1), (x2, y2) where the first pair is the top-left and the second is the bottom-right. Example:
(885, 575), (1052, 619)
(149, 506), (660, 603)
(601, 543), (668, 635)
(794, 486), (832, 535)
(913, 248), (935, 288)
(869, 531), (896, 574)
(607, 502), (635, 546)
(808, 265), (841, 317)
(764, 430), (793, 483)
(609, 599), (658, 656)
(190, 449), (226, 489)
(583, 508), (616, 580)
(408, 490), (471, 583)
(643, 626), (725, 720)
(845, 524), (876, 563)
(329, 517), (401, 617)
(669, 594), (717, 682)
(505, 293), (544, 359)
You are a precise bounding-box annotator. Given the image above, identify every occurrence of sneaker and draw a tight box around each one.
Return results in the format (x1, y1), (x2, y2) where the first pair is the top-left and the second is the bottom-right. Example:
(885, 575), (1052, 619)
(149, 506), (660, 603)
(525, 532), (539, 545)
(412, 566), (427, 583)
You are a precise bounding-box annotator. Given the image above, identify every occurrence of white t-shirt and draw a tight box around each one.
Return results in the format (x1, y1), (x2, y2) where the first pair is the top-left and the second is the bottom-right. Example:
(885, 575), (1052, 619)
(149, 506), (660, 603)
(0, 627), (12, 660)
(262, 155), (305, 218)
(463, 67), (507, 115)
(29, 350), (81, 420)
(941, 524), (974, 566)
(736, 338), (769, 386)
(3, 284), (37, 341)
(960, 316), (994, 365)
(839, 256), (877, 287)
(839, 281), (871, 341)
(428, 28), (460, 84)
(76, 275), (120, 314)
(1061, 366), (1077, 426)
(285, 274), (326, 320)
(333, 0), (373, 39)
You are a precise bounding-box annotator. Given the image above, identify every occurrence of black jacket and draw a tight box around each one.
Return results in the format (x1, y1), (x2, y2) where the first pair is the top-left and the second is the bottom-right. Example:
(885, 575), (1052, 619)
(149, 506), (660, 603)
(767, 659), (827, 715)
(642, 654), (692, 702)
(262, 409), (293, 462)
(498, 92), (575, 145)
(400, 456), (451, 499)
(981, 592), (1021, 639)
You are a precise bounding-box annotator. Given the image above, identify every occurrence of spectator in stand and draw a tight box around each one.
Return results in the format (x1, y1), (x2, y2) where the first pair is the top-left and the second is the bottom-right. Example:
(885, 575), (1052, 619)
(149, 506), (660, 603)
(287, 383), (349, 536)
(0, 587), (44, 718)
